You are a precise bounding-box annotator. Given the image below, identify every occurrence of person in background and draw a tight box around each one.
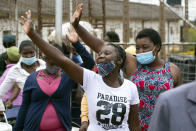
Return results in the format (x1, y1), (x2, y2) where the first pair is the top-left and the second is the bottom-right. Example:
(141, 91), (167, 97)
(0, 46), (20, 124)
(0, 46), (20, 108)
(19, 10), (140, 131)
(0, 40), (46, 122)
(80, 31), (120, 131)
(149, 81), (196, 131)
(103, 31), (120, 42)
(71, 4), (182, 131)
(15, 13), (94, 131)
(0, 34), (16, 77)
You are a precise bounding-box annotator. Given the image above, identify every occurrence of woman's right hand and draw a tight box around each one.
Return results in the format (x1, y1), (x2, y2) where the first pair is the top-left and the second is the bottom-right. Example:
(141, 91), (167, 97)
(20, 10), (33, 35)
(66, 28), (79, 43)
(72, 3), (83, 28)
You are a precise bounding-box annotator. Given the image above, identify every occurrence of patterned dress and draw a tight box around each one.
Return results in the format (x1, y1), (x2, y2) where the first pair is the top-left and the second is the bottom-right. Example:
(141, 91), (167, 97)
(129, 61), (174, 131)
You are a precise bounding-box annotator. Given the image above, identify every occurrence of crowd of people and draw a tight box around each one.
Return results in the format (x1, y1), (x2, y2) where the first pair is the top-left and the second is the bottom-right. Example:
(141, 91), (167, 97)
(0, 3), (195, 131)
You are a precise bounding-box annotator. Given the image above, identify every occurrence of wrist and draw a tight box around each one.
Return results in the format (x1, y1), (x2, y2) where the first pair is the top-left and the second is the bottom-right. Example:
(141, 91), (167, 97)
(72, 40), (80, 45)
(81, 121), (88, 125)
(27, 28), (35, 36)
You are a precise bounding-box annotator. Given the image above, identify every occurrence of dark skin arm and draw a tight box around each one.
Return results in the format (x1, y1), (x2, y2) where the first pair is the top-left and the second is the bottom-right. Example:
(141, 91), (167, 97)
(170, 63), (182, 87)
(128, 104), (141, 131)
(72, 4), (137, 77)
(5, 83), (21, 108)
(20, 10), (83, 85)
(72, 4), (106, 53)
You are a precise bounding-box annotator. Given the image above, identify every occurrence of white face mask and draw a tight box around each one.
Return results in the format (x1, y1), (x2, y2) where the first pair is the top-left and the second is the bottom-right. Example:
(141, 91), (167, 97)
(136, 50), (155, 65)
(21, 56), (37, 65)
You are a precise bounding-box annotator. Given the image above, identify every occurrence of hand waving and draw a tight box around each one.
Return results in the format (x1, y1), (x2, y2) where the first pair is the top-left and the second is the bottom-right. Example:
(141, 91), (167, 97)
(20, 10), (33, 34)
(66, 28), (79, 44)
(72, 3), (83, 28)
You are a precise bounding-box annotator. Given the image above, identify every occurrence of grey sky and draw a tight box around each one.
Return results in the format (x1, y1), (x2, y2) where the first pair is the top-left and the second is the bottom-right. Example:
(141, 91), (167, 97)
(129, 0), (196, 20)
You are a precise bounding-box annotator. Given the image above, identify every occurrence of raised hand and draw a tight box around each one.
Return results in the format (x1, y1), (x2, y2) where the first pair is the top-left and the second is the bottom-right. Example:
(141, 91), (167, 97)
(66, 28), (79, 44)
(20, 10), (33, 34)
(72, 3), (83, 28)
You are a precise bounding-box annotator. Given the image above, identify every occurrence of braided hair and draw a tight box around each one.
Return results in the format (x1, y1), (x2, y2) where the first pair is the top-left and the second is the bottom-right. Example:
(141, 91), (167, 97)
(108, 43), (126, 68)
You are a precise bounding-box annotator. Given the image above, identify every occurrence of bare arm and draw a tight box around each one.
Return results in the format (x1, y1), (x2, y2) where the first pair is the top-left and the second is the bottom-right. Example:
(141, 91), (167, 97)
(20, 10), (83, 85)
(128, 104), (141, 131)
(72, 4), (138, 76)
(72, 4), (106, 53)
(170, 62), (182, 87)
(122, 53), (138, 78)
(5, 84), (21, 108)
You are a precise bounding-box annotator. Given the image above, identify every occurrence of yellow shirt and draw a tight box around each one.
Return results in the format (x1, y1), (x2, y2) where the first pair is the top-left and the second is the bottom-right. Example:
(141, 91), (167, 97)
(80, 93), (89, 122)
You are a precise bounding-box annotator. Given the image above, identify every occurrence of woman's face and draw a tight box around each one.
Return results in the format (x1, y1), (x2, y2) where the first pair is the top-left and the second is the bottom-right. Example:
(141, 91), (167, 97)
(96, 45), (117, 64)
(20, 46), (35, 58)
(136, 37), (155, 54)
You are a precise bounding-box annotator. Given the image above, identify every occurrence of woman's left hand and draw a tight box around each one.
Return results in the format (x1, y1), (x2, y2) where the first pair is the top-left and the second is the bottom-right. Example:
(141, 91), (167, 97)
(66, 28), (79, 44)
(5, 100), (12, 109)
(20, 10), (34, 35)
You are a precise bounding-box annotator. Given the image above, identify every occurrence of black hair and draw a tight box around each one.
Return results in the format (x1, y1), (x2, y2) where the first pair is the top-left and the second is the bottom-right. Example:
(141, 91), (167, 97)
(62, 43), (70, 55)
(108, 43), (126, 68)
(105, 31), (120, 42)
(19, 40), (36, 53)
(136, 28), (162, 52)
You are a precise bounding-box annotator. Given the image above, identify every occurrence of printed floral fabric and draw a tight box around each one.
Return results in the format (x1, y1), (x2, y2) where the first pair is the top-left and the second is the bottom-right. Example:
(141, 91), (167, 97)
(129, 61), (174, 131)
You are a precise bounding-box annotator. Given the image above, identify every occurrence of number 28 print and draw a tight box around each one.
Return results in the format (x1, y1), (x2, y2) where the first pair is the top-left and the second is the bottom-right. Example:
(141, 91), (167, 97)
(96, 100), (126, 130)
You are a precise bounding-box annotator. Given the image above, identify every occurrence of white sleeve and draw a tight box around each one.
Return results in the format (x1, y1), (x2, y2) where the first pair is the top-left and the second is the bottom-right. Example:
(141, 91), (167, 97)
(0, 68), (16, 98)
(81, 68), (97, 92)
(0, 99), (5, 111)
(130, 83), (140, 105)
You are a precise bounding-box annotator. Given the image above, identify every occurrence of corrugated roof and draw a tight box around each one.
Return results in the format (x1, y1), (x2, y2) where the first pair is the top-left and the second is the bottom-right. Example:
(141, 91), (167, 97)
(0, 0), (179, 20)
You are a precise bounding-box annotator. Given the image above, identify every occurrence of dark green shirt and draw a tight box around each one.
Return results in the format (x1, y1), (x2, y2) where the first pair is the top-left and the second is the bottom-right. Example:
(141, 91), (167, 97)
(0, 52), (7, 77)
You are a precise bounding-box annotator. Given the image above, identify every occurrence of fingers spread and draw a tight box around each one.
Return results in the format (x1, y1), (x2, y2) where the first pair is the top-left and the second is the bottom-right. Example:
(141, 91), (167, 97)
(27, 10), (32, 18)
(21, 16), (27, 21)
(19, 20), (24, 25)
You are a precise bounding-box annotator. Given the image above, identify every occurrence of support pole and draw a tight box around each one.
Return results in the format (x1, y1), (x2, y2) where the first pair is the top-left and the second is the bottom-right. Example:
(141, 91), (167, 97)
(159, 0), (166, 59)
(37, 0), (42, 36)
(184, 0), (189, 42)
(55, 0), (63, 45)
(102, 0), (106, 36)
(15, 0), (18, 46)
(88, 0), (92, 24)
(123, 0), (130, 45)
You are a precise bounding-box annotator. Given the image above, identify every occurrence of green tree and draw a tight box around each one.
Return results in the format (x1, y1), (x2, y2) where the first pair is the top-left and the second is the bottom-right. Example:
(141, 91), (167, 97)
(189, 28), (196, 42)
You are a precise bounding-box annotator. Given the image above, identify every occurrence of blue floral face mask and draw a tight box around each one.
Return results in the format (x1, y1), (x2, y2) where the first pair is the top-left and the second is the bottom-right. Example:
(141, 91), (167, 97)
(21, 56), (37, 65)
(97, 61), (116, 77)
(136, 51), (155, 65)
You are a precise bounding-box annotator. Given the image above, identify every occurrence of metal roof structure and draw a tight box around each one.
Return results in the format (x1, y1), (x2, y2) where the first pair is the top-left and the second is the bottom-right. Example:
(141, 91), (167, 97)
(0, 0), (179, 20)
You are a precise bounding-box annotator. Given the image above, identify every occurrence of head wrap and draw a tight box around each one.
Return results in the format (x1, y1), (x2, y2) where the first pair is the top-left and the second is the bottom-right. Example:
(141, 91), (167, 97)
(3, 34), (16, 48)
(6, 46), (20, 62)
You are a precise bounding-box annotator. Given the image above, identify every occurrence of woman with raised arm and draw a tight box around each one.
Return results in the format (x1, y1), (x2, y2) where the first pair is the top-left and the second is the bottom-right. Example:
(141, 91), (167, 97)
(18, 10), (140, 131)
(72, 4), (182, 130)
(14, 17), (94, 131)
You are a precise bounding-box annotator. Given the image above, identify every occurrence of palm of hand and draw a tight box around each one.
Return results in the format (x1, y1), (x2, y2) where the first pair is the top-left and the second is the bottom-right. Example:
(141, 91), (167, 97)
(72, 3), (83, 27)
(20, 10), (33, 34)
(22, 21), (32, 34)
(67, 31), (79, 43)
